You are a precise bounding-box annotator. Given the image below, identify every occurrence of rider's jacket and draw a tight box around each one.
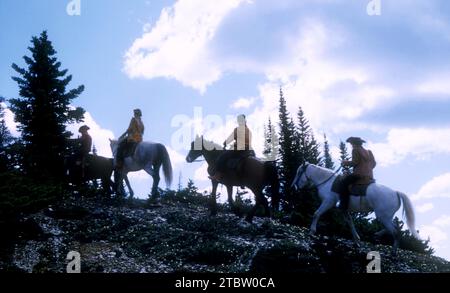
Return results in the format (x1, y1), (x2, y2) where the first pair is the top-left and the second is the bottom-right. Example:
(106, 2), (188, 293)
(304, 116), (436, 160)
(79, 133), (92, 155)
(126, 117), (144, 143)
(348, 146), (376, 183)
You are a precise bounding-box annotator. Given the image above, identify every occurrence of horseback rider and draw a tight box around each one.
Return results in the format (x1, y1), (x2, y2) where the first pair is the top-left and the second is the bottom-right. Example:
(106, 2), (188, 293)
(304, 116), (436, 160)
(78, 125), (92, 179)
(209, 114), (255, 181)
(116, 109), (145, 170)
(339, 137), (376, 210)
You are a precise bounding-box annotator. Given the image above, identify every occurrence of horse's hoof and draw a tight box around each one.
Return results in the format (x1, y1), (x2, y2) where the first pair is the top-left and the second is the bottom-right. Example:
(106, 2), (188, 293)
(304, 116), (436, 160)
(309, 230), (316, 236)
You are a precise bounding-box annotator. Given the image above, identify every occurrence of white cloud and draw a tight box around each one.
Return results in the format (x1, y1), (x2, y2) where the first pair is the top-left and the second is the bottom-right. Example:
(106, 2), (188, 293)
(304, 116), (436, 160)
(416, 202), (434, 213)
(432, 215), (450, 228)
(419, 224), (448, 250)
(240, 18), (396, 142)
(230, 97), (256, 109)
(194, 162), (209, 182)
(369, 128), (450, 167)
(123, 0), (248, 93)
(128, 170), (150, 180)
(1, 103), (19, 137)
(166, 146), (186, 169)
(412, 173), (450, 201)
(417, 73), (450, 96)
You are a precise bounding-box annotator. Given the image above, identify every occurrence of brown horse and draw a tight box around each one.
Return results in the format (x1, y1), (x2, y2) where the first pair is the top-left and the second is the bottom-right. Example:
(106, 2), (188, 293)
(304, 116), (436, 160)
(66, 154), (114, 195)
(186, 135), (279, 222)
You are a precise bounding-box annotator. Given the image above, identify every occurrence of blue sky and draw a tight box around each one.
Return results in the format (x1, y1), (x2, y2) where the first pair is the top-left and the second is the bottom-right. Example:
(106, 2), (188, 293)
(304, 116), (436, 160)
(1, 0), (450, 261)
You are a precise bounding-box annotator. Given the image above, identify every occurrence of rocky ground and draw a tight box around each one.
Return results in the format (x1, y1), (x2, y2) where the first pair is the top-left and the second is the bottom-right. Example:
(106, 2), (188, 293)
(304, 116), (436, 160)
(1, 195), (449, 273)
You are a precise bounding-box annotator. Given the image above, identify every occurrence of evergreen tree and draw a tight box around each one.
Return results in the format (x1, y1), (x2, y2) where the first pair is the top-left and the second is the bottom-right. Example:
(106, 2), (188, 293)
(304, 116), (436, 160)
(186, 179), (198, 197)
(277, 88), (299, 193)
(263, 118), (279, 162)
(308, 134), (321, 165)
(323, 134), (335, 169)
(178, 172), (183, 192)
(339, 141), (351, 173)
(0, 97), (13, 172)
(296, 107), (320, 165)
(9, 31), (85, 178)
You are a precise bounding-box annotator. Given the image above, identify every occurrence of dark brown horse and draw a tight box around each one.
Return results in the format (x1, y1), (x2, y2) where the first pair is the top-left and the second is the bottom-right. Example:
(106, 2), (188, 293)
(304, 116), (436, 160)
(186, 135), (279, 222)
(66, 154), (114, 195)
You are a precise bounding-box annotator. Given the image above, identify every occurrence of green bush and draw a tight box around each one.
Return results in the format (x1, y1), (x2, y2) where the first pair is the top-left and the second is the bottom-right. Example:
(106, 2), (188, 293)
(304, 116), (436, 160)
(0, 171), (65, 220)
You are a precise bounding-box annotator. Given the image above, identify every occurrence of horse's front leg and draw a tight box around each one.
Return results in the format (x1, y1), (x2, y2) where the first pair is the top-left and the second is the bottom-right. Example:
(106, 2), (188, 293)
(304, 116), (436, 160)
(310, 199), (335, 235)
(227, 185), (234, 210)
(124, 174), (134, 198)
(344, 211), (361, 242)
(245, 188), (267, 223)
(209, 180), (218, 215)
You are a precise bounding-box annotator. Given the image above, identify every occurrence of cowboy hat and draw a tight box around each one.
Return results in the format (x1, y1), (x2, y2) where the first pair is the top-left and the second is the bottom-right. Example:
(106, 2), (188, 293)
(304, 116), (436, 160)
(78, 125), (90, 132)
(346, 136), (366, 145)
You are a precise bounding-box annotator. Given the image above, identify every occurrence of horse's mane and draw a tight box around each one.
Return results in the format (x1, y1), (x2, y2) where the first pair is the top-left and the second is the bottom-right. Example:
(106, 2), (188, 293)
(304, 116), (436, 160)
(307, 163), (335, 175)
(305, 163), (337, 183)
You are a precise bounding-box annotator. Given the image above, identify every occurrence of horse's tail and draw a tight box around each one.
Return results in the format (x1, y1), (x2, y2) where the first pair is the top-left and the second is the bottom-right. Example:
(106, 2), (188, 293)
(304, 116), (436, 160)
(265, 162), (280, 211)
(398, 191), (420, 239)
(158, 144), (173, 187)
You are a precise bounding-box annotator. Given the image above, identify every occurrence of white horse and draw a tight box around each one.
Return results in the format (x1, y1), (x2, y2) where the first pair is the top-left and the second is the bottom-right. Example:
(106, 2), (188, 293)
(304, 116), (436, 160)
(109, 139), (173, 197)
(291, 163), (419, 250)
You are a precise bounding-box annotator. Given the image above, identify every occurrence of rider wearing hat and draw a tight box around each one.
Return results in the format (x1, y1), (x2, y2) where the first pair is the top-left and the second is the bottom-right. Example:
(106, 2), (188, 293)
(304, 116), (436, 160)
(78, 125), (92, 178)
(209, 114), (254, 181)
(116, 109), (145, 170)
(339, 137), (376, 210)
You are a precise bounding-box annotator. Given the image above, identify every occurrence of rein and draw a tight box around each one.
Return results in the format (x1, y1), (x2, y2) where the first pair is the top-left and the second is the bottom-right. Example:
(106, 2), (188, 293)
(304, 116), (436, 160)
(306, 165), (342, 188)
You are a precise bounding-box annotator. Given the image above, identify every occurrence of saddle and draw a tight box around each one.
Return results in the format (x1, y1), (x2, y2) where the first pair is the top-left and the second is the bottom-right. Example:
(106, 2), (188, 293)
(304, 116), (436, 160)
(331, 175), (375, 197)
(225, 150), (255, 174)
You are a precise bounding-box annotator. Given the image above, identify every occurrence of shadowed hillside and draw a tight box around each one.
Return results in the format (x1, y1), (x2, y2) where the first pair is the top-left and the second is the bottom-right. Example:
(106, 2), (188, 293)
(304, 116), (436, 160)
(1, 193), (449, 273)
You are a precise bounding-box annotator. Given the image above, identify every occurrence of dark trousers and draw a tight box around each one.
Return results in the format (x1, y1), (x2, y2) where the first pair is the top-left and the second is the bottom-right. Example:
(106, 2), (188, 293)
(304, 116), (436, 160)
(339, 174), (361, 210)
(117, 141), (137, 163)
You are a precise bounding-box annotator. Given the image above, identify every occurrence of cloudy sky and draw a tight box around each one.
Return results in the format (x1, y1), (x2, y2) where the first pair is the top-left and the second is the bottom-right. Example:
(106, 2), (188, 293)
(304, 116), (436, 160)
(1, 0), (450, 260)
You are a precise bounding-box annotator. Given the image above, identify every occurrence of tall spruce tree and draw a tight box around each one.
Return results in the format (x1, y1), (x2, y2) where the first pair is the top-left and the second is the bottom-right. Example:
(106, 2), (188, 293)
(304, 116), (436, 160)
(308, 134), (321, 165)
(323, 134), (335, 169)
(296, 107), (320, 165)
(9, 31), (85, 178)
(263, 118), (279, 162)
(339, 141), (351, 173)
(278, 88), (299, 193)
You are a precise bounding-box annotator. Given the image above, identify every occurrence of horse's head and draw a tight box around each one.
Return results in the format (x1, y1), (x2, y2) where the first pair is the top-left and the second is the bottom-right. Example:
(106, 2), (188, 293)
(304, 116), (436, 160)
(186, 135), (204, 163)
(291, 163), (310, 191)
